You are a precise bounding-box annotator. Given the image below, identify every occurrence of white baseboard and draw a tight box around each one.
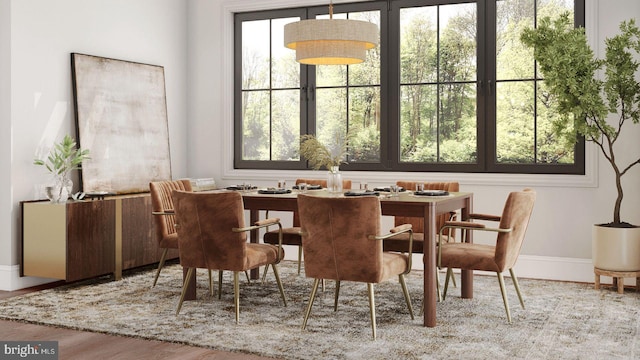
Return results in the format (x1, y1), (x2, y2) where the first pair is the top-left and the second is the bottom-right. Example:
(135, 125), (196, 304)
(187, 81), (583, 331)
(0, 264), (58, 291)
(0, 254), (633, 291)
(512, 255), (595, 283)
(408, 254), (600, 284)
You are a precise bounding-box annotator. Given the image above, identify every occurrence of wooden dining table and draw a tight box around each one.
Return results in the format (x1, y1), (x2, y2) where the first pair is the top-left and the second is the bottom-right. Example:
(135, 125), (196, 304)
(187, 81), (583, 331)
(239, 189), (474, 328)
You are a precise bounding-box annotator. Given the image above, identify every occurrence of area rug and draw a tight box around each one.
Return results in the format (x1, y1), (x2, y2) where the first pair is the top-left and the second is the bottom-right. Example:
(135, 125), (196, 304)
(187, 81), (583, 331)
(1, 261), (639, 359)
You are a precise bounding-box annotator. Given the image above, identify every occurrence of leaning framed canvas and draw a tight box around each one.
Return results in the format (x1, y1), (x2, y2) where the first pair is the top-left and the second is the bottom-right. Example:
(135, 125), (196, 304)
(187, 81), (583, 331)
(71, 53), (171, 194)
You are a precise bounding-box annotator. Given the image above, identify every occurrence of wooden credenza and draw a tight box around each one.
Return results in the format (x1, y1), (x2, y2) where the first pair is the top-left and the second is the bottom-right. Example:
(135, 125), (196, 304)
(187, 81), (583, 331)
(21, 193), (178, 282)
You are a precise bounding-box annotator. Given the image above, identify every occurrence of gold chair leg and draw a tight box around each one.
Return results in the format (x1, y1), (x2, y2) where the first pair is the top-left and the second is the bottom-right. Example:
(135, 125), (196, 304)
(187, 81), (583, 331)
(443, 268), (454, 300)
(234, 271), (240, 324)
(334, 280), (341, 311)
(297, 246), (303, 275)
(261, 264), (270, 283)
(271, 264), (287, 307)
(176, 267), (195, 315)
(497, 272), (512, 323)
(302, 278), (321, 330)
(321, 279), (325, 292)
(208, 270), (213, 296)
(218, 270), (223, 300)
(367, 283), (377, 340)
(451, 270), (458, 288)
(152, 248), (169, 287)
(509, 268), (525, 309)
(436, 270), (442, 302)
(399, 274), (414, 320)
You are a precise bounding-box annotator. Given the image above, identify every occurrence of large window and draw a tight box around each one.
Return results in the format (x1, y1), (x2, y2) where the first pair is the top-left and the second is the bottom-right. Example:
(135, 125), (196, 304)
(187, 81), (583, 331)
(234, 0), (585, 174)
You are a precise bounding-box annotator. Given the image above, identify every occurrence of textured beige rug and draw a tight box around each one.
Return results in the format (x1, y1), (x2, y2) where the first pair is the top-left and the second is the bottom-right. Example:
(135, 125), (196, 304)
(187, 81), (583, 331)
(1, 261), (638, 359)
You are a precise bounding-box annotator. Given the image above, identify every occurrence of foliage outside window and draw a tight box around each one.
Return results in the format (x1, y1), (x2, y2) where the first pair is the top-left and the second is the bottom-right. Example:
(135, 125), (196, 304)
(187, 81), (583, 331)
(234, 0), (585, 174)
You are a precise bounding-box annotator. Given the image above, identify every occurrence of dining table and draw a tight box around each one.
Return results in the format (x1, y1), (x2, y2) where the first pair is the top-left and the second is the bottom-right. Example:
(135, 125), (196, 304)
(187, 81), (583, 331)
(238, 188), (475, 328)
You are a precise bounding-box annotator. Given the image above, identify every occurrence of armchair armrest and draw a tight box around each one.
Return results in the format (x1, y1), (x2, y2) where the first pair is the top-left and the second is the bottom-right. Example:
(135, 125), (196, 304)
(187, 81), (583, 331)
(388, 223), (413, 235)
(443, 220), (486, 229)
(469, 213), (501, 221)
(369, 224), (413, 274)
(233, 218), (284, 262)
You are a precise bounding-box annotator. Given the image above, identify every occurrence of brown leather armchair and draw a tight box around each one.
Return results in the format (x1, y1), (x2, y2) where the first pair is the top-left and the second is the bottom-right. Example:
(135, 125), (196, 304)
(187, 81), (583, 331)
(438, 188), (536, 323)
(384, 181), (460, 253)
(149, 179), (192, 287)
(297, 194), (414, 340)
(172, 190), (287, 323)
(262, 178), (352, 276)
(384, 181), (460, 302)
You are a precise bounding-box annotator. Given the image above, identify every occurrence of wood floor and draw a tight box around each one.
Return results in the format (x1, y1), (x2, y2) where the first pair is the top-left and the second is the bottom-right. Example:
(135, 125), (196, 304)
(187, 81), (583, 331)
(0, 284), (277, 360)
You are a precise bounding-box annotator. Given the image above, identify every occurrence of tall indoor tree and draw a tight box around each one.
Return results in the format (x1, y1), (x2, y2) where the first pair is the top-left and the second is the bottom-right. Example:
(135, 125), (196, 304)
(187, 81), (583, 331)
(521, 13), (640, 227)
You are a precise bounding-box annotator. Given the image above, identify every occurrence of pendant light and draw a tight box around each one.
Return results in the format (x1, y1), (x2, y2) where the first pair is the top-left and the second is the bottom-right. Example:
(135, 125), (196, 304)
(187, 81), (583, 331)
(283, 1), (379, 65)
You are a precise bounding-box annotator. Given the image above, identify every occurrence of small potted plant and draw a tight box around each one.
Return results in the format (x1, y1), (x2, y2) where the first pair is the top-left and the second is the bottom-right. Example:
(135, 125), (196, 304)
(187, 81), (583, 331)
(521, 14), (640, 271)
(299, 132), (349, 192)
(34, 134), (90, 203)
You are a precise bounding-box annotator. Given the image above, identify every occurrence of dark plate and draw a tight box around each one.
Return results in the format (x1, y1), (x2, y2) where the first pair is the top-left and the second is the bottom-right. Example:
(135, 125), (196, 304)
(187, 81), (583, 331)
(344, 191), (380, 197)
(226, 185), (257, 191)
(414, 190), (449, 196)
(292, 184), (323, 190)
(258, 189), (292, 194)
(373, 187), (406, 192)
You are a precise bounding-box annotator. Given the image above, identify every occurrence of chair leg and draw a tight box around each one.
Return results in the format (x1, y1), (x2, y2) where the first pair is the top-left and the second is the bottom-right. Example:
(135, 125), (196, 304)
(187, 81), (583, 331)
(399, 274), (414, 320)
(271, 264), (287, 307)
(261, 264), (270, 283)
(176, 267), (195, 315)
(218, 270), (223, 300)
(443, 268), (454, 300)
(334, 280), (341, 311)
(436, 270), (442, 302)
(302, 278), (321, 330)
(297, 246), (303, 275)
(509, 268), (525, 309)
(234, 271), (240, 324)
(244, 270), (251, 283)
(152, 248), (169, 287)
(367, 283), (377, 340)
(208, 270), (213, 296)
(450, 270), (458, 288)
(497, 272), (512, 323)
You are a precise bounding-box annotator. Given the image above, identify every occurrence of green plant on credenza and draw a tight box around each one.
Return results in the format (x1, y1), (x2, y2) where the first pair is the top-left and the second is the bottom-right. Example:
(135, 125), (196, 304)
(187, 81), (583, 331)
(33, 134), (90, 203)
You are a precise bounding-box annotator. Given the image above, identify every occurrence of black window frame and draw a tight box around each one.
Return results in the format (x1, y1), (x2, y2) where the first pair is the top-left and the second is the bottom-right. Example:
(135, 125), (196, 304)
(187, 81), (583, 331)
(234, 0), (586, 174)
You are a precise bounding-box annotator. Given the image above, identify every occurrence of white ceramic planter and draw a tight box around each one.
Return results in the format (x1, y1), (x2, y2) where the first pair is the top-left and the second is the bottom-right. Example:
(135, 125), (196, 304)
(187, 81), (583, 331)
(592, 224), (640, 271)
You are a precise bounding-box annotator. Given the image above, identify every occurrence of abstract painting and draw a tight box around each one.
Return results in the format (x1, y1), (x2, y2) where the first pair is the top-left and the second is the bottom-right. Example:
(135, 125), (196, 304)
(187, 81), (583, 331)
(71, 53), (171, 194)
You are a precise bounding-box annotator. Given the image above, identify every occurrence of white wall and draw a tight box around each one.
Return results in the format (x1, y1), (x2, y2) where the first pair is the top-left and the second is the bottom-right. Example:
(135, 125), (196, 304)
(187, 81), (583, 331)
(1, 0), (188, 290)
(0, 0), (11, 267)
(187, 0), (640, 283)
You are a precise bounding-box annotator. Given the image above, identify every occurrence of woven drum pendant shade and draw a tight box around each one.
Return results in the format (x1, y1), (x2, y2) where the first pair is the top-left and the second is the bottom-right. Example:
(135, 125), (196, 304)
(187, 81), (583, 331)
(284, 18), (378, 65)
